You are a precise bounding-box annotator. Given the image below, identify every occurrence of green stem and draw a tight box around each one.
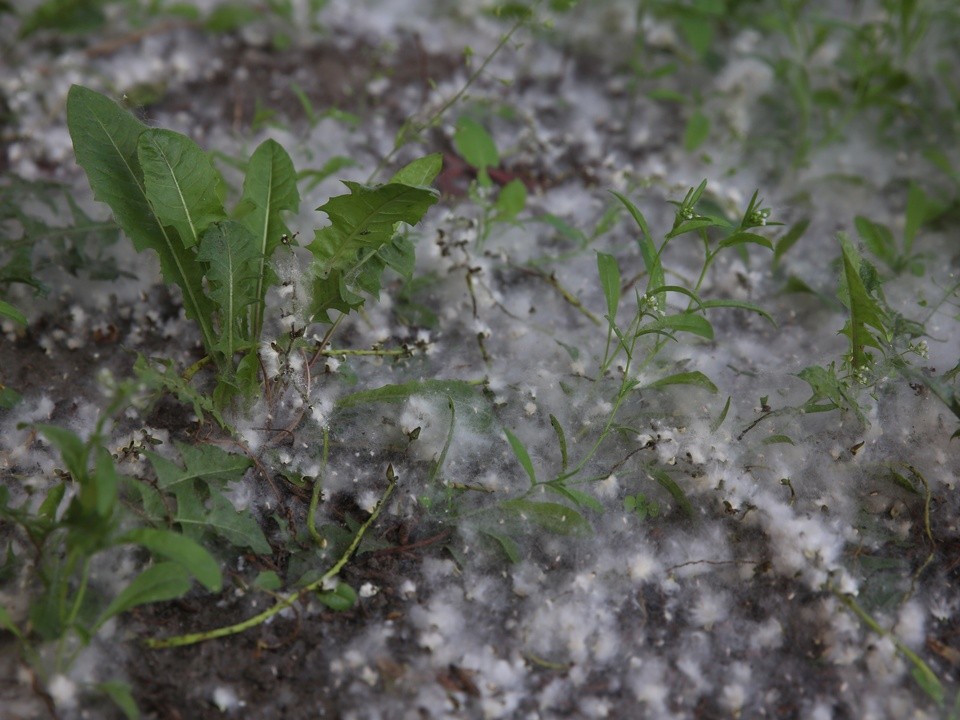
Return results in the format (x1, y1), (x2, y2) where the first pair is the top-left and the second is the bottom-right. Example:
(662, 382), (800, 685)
(365, 4), (538, 184)
(144, 478), (396, 649)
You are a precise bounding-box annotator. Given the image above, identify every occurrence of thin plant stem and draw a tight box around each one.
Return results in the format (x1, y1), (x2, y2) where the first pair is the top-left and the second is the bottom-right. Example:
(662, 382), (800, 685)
(144, 477), (397, 649)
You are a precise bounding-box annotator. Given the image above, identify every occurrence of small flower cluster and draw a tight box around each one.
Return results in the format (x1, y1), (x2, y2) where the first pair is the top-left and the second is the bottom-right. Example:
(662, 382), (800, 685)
(909, 340), (928, 359)
(747, 206), (771, 227)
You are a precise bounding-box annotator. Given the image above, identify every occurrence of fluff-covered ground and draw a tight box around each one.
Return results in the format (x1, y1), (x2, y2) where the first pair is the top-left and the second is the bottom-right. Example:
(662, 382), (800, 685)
(1, 1), (959, 718)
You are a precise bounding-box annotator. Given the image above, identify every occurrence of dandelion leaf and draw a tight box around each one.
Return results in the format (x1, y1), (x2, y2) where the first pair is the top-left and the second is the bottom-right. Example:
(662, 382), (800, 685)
(197, 220), (261, 358)
(66, 85), (216, 349)
(137, 128), (225, 249)
(308, 181), (437, 322)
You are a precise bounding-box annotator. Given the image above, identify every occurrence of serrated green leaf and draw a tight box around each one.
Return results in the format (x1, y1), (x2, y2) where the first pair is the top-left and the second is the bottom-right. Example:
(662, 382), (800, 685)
(500, 499), (591, 536)
(645, 370), (718, 393)
(317, 581), (357, 611)
(197, 220), (260, 359)
(838, 234), (887, 369)
(389, 153), (443, 186)
(238, 139), (300, 338)
(147, 441), (252, 491)
(308, 182), (437, 322)
(205, 491), (271, 553)
(133, 355), (227, 428)
(137, 128), (225, 249)
(98, 562), (192, 625)
(171, 479), (270, 554)
(119, 528), (222, 592)
(66, 85), (217, 353)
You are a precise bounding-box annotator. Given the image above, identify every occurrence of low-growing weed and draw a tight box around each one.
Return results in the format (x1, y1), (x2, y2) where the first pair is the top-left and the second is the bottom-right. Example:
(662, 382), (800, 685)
(67, 85), (439, 410)
(0, 379), (223, 716)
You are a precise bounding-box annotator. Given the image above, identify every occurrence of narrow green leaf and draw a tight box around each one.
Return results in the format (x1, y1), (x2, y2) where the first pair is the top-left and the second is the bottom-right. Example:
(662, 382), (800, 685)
(644, 312), (714, 340)
(667, 217), (723, 238)
(596, 251), (621, 323)
(119, 528), (222, 592)
(99, 562), (192, 625)
(610, 190), (664, 309)
(773, 218), (809, 267)
(645, 370), (718, 393)
(0, 300), (26, 326)
(710, 395), (731, 433)
(549, 414), (568, 472)
(389, 153), (443, 186)
(854, 216), (896, 269)
(0, 604), (23, 639)
(700, 299), (777, 327)
(504, 428), (537, 486)
(66, 85), (217, 352)
(910, 663), (944, 705)
(35, 424), (87, 480)
(336, 379), (481, 409)
(500, 499), (591, 536)
(137, 128), (225, 248)
(762, 434), (795, 445)
(92, 446), (119, 518)
(718, 231), (773, 251)
(648, 468), (694, 518)
(481, 529), (521, 563)
(37, 483), (66, 520)
(545, 484), (604, 513)
(197, 220), (260, 359)
(238, 138), (300, 338)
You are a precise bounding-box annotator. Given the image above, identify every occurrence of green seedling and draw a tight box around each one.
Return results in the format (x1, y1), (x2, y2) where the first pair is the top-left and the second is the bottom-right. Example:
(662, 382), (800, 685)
(67, 85), (439, 408)
(0, 381), (221, 717)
